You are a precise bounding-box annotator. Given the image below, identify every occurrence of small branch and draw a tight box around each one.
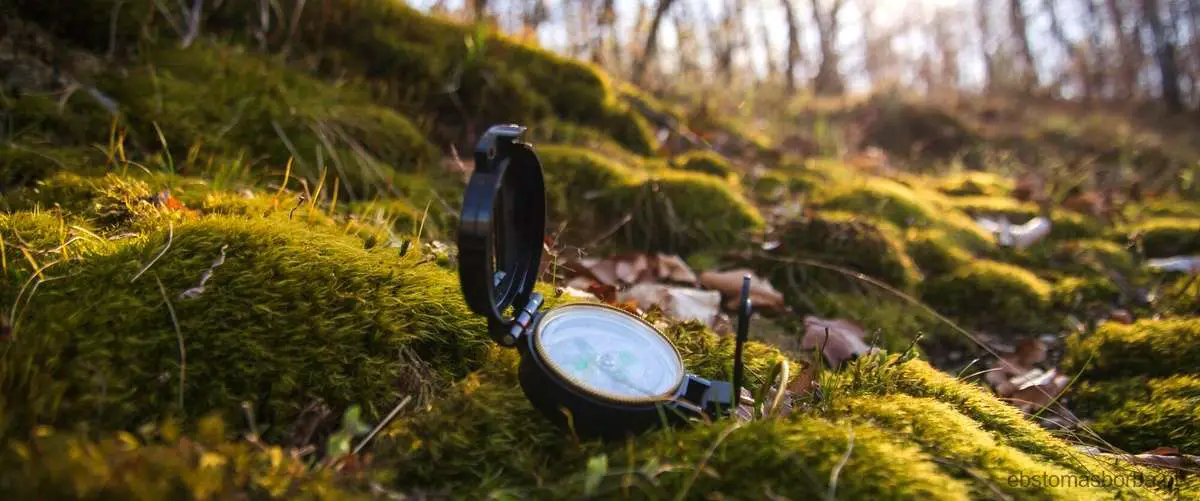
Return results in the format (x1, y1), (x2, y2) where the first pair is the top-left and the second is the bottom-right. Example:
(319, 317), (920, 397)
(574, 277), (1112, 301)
(130, 223), (174, 283)
(155, 275), (186, 413)
(179, 0), (205, 49)
(180, 245), (227, 299)
(352, 395), (413, 455)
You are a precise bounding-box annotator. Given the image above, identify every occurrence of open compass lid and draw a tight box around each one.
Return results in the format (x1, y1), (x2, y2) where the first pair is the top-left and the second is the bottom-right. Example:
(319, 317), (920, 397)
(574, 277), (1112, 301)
(457, 125), (547, 346)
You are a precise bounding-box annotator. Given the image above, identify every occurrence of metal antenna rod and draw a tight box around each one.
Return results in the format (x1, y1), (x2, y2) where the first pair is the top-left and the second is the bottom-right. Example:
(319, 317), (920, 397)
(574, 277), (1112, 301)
(731, 274), (753, 410)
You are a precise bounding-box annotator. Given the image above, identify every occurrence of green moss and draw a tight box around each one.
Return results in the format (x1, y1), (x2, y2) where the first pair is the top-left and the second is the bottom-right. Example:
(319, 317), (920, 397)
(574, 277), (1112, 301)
(905, 229), (972, 277)
(861, 96), (979, 160)
(818, 178), (938, 227)
(537, 145), (637, 224)
(1136, 198), (1200, 218)
(934, 171), (1014, 197)
(376, 319), (792, 497)
(839, 394), (1111, 499)
(0, 216), (493, 442)
(1160, 276), (1200, 317)
(920, 260), (1053, 332)
(949, 197), (1101, 241)
(759, 211), (921, 291)
(670, 150), (734, 179)
(601, 417), (971, 500)
(614, 169), (763, 254)
(1042, 239), (1135, 278)
(0, 145), (101, 190)
(0, 415), (373, 499)
(1069, 375), (1200, 454)
(97, 45), (436, 199)
(1051, 276), (1121, 312)
(1062, 318), (1200, 381)
(803, 291), (957, 353)
(1131, 217), (1200, 258)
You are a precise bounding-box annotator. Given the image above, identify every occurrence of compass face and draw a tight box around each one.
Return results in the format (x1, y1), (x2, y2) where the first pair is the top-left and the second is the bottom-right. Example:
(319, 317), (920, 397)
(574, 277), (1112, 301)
(534, 304), (685, 403)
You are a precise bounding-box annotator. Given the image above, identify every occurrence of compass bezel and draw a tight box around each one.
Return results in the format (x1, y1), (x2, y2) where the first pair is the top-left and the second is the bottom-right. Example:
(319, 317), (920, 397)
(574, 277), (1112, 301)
(532, 303), (686, 405)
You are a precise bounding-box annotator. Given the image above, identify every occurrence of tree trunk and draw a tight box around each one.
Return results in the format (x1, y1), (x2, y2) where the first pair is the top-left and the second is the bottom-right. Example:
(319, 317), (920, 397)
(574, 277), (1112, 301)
(781, 0), (802, 93)
(757, 2), (777, 78)
(1143, 0), (1184, 111)
(1008, 0), (1038, 89)
(1106, 0), (1140, 98)
(977, 0), (996, 90)
(810, 0), (845, 95)
(1043, 0), (1088, 97)
(632, 0), (678, 85)
(471, 0), (488, 22)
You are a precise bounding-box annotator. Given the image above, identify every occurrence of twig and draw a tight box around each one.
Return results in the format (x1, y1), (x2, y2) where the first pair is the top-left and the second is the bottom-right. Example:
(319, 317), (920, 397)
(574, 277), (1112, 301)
(673, 422), (741, 501)
(825, 426), (855, 501)
(155, 274), (186, 413)
(352, 395), (413, 456)
(179, 0), (204, 48)
(180, 245), (227, 299)
(130, 222), (173, 283)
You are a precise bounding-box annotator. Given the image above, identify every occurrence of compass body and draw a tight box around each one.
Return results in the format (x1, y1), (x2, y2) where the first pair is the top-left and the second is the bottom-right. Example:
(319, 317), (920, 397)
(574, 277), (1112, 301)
(457, 124), (743, 440)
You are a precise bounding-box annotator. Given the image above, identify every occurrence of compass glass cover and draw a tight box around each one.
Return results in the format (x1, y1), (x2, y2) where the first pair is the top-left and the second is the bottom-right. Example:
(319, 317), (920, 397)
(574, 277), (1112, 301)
(534, 304), (685, 403)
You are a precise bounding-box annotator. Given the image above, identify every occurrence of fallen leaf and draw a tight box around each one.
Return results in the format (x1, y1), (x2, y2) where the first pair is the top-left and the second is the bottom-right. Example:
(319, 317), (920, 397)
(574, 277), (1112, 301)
(654, 254), (699, 284)
(615, 254), (651, 284)
(1109, 309), (1134, 324)
(618, 284), (721, 326)
(1145, 255), (1200, 274)
(699, 268), (785, 313)
(1012, 173), (1046, 202)
(800, 316), (879, 367)
(1004, 368), (1070, 413)
(1142, 446), (1181, 456)
(557, 286), (599, 301)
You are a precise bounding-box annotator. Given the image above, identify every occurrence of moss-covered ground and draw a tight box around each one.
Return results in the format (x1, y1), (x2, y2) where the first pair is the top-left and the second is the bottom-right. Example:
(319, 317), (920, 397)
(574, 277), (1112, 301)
(3, 2), (1199, 499)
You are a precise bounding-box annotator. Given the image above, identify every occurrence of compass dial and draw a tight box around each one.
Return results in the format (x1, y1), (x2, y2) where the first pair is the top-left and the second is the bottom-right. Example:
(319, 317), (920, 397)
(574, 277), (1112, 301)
(534, 304), (685, 403)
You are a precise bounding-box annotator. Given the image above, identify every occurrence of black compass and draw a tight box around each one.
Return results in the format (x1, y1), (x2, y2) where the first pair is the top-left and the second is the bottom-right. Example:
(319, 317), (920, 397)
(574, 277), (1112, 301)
(457, 124), (753, 440)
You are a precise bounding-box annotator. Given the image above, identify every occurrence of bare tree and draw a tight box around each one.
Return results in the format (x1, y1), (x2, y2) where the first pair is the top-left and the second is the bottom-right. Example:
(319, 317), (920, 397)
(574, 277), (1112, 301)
(810, 0), (846, 95)
(976, 0), (996, 90)
(632, 0), (678, 85)
(1106, 0), (1143, 98)
(1008, 0), (1038, 89)
(756, 1), (777, 78)
(1042, 0), (1089, 96)
(780, 0), (803, 93)
(1143, 0), (1184, 110)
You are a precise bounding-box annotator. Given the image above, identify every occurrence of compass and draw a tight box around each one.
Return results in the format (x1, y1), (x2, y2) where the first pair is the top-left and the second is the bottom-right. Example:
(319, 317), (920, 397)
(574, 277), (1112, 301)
(457, 124), (753, 439)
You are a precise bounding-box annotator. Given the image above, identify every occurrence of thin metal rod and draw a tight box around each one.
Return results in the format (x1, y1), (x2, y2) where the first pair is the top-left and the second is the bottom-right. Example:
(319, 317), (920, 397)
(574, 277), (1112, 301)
(731, 275), (752, 411)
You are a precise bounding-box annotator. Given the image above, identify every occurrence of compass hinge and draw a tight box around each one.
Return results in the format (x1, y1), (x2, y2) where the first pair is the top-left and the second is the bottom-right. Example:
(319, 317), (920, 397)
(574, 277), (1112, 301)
(500, 292), (544, 346)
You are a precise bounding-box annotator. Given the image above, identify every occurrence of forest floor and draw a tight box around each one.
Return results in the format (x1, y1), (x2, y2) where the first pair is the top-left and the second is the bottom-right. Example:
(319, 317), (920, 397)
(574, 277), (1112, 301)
(1, 2), (1199, 500)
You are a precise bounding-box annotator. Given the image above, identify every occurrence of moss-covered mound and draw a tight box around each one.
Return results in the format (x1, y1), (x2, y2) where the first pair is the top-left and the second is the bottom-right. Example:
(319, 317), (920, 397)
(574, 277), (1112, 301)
(817, 178), (938, 228)
(533, 145), (762, 253)
(1069, 375), (1200, 454)
(905, 229), (973, 277)
(13, 0), (656, 156)
(759, 212), (921, 292)
(0, 415), (374, 500)
(1131, 217), (1200, 258)
(920, 260), (1053, 332)
(934, 171), (1014, 198)
(670, 150), (734, 179)
(0, 214), (496, 441)
(1062, 318), (1200, 381)
(1051, 276), (1121, 312)
(615, 169), (763, 254)
(949, 197), (1101, 241)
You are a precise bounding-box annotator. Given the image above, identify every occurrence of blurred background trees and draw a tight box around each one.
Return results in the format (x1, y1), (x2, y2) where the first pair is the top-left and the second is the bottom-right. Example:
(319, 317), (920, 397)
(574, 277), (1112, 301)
(419, 0), (1200, 114)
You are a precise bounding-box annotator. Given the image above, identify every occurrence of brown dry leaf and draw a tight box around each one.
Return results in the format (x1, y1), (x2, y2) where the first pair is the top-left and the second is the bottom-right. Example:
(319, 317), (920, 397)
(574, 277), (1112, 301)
(618, 284), (721, 326)
(800, 316), (879, 367)
(698, 268), (786, 313)
(1004, 368), (1070, 413)
(655, 254), (698, 284)
(985, 338), (1047, 395)
(1143, 447), (1181, 456)
(615, 254), (652, 284)
(1109, 309), (1134, 324)
(1012, 172), (1046, 202)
